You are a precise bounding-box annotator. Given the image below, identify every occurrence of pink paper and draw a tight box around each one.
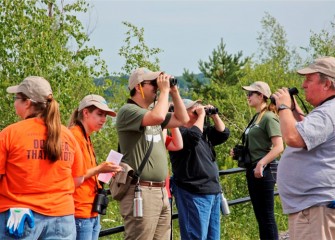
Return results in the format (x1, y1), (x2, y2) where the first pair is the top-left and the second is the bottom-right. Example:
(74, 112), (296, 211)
(98, 150), (123, 183)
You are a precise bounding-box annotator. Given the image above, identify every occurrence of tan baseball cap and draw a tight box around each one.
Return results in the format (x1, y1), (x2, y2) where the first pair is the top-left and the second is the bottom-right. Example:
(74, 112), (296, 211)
(7, 76), (53, 103)
(78, 94), (116, 117)
(182, 99), (202, 109)
(242, 81), (271, 98)
(128, 67), (162, 90)
(297, 56), (335, 78)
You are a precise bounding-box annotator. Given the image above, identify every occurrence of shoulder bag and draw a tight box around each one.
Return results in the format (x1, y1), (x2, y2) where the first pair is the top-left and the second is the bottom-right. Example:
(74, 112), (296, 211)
(109, 137), (154, 201)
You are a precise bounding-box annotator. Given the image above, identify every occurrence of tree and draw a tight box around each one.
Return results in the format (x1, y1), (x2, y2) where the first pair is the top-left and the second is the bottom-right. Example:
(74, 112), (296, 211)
(182, 39), (249, 101)
(303, 17), (335, 59)
(198, 39), (249, 86)
(0, 0), (109, 129)
(256, 12), (301, 71)
(181, 38), (249, 124)
(118, 21), (163, 75)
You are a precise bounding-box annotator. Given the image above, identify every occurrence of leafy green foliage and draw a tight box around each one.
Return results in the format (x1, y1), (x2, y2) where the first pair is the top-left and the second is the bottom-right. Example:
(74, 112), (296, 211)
(0, 0), (109, 129)
(256, 12), (302, 69)
(1, 3), (334, 239)
(118, 21), (163, 75)
(303, 18), (335, 59)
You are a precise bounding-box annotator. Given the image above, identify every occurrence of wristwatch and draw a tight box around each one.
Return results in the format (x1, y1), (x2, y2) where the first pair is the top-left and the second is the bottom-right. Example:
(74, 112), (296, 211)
(277, 104), (291, 112)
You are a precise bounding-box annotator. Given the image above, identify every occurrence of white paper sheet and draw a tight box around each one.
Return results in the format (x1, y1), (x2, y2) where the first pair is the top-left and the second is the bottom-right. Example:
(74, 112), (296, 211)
(98, 150), (123, 183)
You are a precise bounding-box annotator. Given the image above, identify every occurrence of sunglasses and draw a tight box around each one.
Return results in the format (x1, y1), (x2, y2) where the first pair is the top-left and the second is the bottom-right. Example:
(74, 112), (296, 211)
(13, 96), (25, 101)
(141, 80), (158, 87)
(246, 91), (260, 97)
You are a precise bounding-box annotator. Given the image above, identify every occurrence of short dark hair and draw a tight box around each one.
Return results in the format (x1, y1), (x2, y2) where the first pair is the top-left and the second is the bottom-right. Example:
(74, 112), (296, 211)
(130, 87), (136, 96)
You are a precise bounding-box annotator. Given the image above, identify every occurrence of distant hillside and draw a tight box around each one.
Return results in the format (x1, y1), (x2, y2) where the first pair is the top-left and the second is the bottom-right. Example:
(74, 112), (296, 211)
(94, 73), (207, 89)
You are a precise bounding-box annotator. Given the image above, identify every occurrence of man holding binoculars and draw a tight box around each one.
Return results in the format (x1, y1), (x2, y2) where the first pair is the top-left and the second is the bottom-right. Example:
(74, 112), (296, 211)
(274, 56), (335, 240)
(115, 67), (189, 240)
(169, 99), (230, 240)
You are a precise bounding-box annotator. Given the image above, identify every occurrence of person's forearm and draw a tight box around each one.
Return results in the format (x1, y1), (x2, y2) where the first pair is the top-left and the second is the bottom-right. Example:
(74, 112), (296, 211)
(170, 128), (183, 150)
(211, 115), (225, 132)
(170, 90), (189, 124)
(259, 147), (282, 166)
(292, 108), (305, 121)
(84, 166), (100, 180)
(194, 115), (205, 132)
(292, 98), (305, 121)
(152, 90), (169, 119)
(279, 110), (305, 147)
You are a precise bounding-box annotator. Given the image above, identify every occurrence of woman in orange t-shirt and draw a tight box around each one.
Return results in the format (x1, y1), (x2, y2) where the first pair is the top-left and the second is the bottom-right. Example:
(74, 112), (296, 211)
(0, 76), (85, 239)
(68, 94), (123, 240)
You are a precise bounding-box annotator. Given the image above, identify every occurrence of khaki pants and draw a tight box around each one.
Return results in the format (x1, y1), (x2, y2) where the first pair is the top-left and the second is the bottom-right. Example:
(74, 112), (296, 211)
(288, 205), (335, 240)
(120, 184), (171, 240)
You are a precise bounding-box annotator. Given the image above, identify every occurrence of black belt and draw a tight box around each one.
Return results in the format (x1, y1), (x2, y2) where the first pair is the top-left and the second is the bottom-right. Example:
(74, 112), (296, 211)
(131, 179), (165, 187)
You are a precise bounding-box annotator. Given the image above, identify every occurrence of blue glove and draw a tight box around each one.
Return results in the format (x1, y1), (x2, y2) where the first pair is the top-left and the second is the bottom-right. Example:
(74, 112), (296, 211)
(6, 208), (35, 238)
(327, 200), (335, 209)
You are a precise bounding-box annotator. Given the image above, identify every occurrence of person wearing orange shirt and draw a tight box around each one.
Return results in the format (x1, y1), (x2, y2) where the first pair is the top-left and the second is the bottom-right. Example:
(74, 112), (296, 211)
(68, 94), (123, 240)
(0, 76), (85, 239)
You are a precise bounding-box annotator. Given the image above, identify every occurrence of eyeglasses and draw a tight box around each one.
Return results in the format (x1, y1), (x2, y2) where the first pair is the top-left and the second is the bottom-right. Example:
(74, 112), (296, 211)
(141, 81), (158, 87)
(246, 91), (260, 97)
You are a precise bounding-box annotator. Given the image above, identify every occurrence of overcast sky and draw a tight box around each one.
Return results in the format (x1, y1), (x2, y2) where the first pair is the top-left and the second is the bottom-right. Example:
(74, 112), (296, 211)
(77, 0), (335, 76)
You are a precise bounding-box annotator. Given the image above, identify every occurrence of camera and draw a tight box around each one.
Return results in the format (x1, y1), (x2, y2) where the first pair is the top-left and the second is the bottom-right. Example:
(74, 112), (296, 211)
(270, 87), (299, 105)
(233, 144), (251, 168)
(92, 189), (109, 215)
(232, 145), (245, 161)
(205, 107), (219, 115)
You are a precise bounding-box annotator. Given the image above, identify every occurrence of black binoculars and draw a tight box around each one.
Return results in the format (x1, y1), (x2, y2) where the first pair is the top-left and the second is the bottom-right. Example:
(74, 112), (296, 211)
(205, 107), (219, 115)
(270, 87), (299, 105)
(92, 189), (109, 215)
(169, 77), (178, 86)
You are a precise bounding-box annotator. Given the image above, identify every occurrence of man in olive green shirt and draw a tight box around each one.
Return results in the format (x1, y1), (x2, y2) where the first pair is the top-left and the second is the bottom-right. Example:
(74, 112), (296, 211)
(116, 67), (189, 240)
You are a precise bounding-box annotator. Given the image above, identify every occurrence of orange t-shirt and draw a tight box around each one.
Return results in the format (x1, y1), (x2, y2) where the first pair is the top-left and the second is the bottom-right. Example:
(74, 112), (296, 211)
(0, 118), (84, 216)
(70, 125), (100, 218)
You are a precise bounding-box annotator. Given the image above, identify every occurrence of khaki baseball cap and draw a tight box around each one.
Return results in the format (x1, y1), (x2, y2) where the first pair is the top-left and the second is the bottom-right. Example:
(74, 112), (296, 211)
(182, 99), (202, 109)
(128, 67), (162, 90)
(78, 94), (116, 117)
(242, 81), (271, 98)
(7, 76), (53, 103)
(297, 56), (335, 78)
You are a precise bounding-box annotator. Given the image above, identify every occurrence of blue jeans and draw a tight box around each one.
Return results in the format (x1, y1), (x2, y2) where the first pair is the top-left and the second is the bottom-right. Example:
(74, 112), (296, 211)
(246, 166), (278, 240)
(171, 179), (221, 240)
(75, 215), (101, 240)
(0, 210), (76, 239)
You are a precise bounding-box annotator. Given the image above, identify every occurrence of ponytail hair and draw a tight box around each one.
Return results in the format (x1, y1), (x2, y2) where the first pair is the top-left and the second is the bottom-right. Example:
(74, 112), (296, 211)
(264, 97), (278, 115)
(68, 108), (81, 128)
(267, 102), (277, 114)
(68, 105), (97, 128)
(19, 92), (62, 162)
(43, 96), (62, 162)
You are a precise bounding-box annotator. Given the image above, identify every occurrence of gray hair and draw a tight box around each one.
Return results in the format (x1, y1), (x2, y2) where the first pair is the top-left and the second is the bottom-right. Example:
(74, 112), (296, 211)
(319, 73), (335, 90)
